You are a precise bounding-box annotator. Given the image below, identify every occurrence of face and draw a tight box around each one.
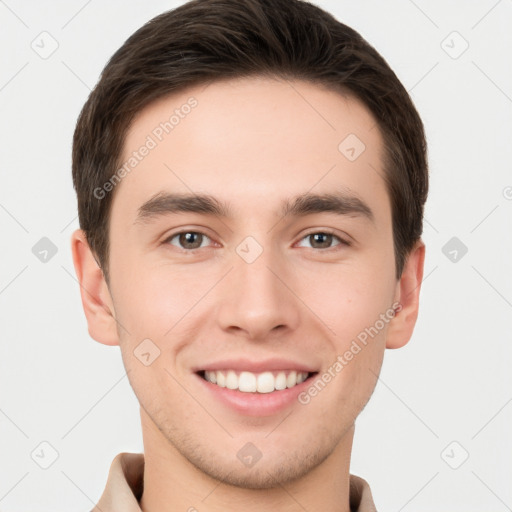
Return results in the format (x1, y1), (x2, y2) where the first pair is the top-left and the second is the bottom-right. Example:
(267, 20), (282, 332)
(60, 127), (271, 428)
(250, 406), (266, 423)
(87, 77), (408, 488)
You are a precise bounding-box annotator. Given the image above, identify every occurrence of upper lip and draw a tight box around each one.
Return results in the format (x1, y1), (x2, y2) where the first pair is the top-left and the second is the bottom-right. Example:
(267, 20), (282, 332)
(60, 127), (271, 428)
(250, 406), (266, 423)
(194, 358), (318, 374)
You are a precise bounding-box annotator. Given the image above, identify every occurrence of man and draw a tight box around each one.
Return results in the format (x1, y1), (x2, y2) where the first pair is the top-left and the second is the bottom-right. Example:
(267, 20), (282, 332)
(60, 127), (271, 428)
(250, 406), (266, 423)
(70, 0), (428, 510)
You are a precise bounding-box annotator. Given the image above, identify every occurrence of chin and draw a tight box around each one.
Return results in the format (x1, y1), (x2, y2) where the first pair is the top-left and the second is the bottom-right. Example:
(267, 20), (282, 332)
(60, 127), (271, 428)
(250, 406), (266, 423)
(179, 437), (334, 490)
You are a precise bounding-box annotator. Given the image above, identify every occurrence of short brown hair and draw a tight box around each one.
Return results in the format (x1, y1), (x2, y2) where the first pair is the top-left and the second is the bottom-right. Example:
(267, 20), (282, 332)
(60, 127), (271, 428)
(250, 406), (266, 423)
(72, 0), (428, 283)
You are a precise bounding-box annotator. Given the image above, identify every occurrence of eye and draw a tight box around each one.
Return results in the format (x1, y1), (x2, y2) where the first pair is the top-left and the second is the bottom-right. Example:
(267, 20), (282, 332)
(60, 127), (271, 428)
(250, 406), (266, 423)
(296, 231), (350, 250)
(165, 231), (213, 250)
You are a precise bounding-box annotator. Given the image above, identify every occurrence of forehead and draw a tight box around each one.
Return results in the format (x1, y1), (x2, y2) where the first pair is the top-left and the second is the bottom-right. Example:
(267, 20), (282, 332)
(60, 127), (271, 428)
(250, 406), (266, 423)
(111, 76), (389, 223)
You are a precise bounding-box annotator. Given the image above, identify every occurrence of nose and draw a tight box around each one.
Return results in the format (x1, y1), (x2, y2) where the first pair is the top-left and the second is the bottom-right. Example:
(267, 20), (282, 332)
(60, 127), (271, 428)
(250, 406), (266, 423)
(216, 245), (300, 341)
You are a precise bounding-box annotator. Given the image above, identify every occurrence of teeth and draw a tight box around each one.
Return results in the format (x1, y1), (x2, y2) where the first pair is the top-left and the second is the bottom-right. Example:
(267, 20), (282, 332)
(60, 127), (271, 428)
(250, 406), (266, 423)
(275, 372), (287, 390)
(226, 370), (238, 390)
(203, 370), (309, 393)
(216, 371), (226, 387)
(298, 372), (308, 384)
(239, 371), (257, 392)
(286, 370), (297, 388)
(257, 372), (274, 393)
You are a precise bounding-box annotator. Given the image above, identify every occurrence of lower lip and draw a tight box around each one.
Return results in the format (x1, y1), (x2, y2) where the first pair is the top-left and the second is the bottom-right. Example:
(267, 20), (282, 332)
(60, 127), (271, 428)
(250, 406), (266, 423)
(195, 373), (315, 417)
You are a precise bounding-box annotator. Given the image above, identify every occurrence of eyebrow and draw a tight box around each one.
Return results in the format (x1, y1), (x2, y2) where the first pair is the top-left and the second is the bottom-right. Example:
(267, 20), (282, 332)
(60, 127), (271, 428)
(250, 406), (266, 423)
(135, 191), (374, 224)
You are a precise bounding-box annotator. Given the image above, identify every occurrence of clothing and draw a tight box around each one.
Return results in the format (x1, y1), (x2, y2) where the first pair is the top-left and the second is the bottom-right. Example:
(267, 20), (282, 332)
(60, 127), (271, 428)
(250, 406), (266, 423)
(92, 452), (377, 511)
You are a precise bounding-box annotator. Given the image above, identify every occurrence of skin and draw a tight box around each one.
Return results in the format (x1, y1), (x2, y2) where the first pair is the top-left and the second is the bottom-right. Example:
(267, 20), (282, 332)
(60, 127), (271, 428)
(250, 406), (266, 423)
(71, 76), (425, 512)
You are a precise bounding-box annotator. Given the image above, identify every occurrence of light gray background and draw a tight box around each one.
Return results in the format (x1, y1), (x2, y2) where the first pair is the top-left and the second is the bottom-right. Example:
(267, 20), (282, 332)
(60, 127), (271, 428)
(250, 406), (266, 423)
(1, 1), (511, 510)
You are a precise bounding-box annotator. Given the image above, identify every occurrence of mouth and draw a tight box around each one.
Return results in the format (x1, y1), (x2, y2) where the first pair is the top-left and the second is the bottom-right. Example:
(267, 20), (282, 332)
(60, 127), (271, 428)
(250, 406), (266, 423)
(197, 369), (317, 393)
(193, 358), (320, 416)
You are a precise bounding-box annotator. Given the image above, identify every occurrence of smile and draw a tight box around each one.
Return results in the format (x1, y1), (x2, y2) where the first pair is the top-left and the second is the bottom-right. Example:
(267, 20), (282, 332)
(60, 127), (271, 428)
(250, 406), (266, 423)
(200, 370), (312, 393)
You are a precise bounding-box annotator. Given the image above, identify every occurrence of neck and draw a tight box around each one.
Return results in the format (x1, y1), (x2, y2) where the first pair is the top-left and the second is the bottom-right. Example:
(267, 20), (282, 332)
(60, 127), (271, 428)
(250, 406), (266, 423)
(139, 408), (354, 512)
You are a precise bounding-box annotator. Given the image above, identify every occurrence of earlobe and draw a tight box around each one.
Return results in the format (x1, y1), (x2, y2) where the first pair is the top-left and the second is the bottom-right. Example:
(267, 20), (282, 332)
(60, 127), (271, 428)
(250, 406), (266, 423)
(70, 229), (120, 346)
(386, 239), (426, 349)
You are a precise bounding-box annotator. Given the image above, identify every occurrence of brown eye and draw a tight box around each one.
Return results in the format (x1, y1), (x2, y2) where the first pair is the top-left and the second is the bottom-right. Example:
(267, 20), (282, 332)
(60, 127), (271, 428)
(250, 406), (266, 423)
(167, 231), (210, 250)
(297, 231), (349, 250)
(309, 233), (333, 249)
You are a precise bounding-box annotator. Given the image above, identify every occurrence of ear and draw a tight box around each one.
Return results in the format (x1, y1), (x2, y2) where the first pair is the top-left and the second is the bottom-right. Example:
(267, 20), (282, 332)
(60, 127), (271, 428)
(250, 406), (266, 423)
(386, 239), (426, 349)
(70, 229), (120, 346)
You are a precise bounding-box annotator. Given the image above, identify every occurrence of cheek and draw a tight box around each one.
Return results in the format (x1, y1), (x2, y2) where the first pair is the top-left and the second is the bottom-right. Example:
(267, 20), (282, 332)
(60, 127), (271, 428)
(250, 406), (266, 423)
(294, 260), (396, 343)
(112, 262), (206, 338)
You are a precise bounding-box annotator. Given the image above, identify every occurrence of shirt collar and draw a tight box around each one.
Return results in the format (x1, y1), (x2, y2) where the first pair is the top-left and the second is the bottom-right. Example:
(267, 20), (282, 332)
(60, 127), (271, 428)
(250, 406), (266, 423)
(93, 452), (377, 512)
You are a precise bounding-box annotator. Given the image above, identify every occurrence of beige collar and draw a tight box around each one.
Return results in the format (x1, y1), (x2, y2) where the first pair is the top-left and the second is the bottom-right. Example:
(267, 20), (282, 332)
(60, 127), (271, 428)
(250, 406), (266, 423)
(92, 452), (377, 512)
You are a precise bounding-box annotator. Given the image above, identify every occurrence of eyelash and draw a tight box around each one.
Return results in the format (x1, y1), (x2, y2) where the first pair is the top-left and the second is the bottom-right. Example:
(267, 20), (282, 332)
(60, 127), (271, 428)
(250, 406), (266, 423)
(163, 229), (351, 252)
(297, 229), (352, 250)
